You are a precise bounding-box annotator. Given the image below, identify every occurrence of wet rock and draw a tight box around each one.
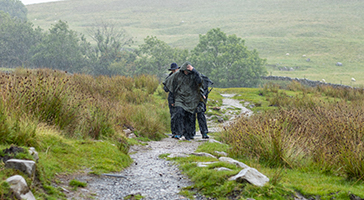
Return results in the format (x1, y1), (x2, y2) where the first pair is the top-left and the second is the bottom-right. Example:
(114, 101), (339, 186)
(28, 147), (39, 162)
(6, 175), (36, 200)
(5, 159), (36, 178)
(215, 167), (232, 171)
(167, 153), (189, 158)
(228, 167), (269, 187)
(196, 162), (218, 167)
(124, 129), (136, 138)
(191, 152), (217, 159)
(208, 139), (223, 144)
(214, 151), (228, 156)
(219, 157), (249, 169)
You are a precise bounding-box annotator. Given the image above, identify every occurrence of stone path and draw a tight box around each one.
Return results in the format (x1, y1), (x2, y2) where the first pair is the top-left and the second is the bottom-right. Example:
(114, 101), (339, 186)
(60, 94), (252, 200)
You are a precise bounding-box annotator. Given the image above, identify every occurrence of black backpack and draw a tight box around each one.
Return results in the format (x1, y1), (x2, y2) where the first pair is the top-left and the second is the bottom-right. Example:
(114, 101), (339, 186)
(201, 74), (213, 100)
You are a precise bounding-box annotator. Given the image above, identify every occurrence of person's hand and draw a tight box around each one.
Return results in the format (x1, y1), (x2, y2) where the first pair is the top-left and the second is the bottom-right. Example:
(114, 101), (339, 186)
(187, 64), (194, 71)
(171, 103), (175, 106)
(203, 95), (206, 99)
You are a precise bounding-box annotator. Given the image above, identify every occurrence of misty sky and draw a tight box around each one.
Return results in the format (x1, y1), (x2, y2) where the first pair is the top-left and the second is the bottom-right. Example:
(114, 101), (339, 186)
(20, 0), (61, 5)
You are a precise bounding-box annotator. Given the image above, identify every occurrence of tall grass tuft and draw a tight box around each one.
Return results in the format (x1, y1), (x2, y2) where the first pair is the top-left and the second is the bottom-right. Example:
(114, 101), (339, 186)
(0, 68), (168, 141)
(222, 82), (364, 180)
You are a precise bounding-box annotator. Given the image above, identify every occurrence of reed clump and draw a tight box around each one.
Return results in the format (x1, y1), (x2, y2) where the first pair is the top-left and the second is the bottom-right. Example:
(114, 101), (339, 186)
(0, 68), (167, 147)
(222, 82), (364, 180)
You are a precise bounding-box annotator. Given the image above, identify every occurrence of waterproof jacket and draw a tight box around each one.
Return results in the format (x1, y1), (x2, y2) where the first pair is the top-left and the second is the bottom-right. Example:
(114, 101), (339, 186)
(163, 72), (175, 105)
(163, 61), (202, 114)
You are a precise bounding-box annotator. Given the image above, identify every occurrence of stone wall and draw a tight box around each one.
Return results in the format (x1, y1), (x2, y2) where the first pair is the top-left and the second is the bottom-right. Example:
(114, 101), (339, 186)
(261, 76), (356, 89)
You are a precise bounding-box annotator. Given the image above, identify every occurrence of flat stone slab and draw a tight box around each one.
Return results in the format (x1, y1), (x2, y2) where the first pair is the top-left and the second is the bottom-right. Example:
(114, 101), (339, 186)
(218, 157), (249, 169)
(191, 152), (217, 159)
(195, 162), (218, 167)
(5, 159), (36, 177)
(229, 167), (269, 187)
(167, 153), (189, 158)
(215, 167), (233, 171)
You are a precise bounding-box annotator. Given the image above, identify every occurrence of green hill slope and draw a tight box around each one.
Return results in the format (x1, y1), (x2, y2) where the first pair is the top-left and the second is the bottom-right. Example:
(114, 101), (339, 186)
(26, 0), (364, 86)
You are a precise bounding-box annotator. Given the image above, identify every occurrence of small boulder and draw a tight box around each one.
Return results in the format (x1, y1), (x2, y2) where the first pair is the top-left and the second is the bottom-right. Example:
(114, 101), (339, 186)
(6, 175), (36, 200)
(229, 167), (269, 187)
(28, 147), (39, 162)
(167, 153), (189, 158)
(208, 139), (223, 144)
(191, 152), (217, 159)
(215, 167), (232, 171)
(123, 129), (136, 138)
(219, 157), (249, 169)
(214, 151), (228, 157)
(196, 162), (218, 167)
(5, 159), (36, 178)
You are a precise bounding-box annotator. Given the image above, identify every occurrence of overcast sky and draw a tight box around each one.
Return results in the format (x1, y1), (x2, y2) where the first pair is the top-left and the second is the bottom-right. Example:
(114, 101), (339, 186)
(20, 0), (61, 5)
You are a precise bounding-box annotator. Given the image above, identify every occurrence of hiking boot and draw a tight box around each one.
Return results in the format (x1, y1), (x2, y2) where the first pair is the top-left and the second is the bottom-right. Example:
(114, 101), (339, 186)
(173, 135), (181, 139)
(202, 133), (209, 139)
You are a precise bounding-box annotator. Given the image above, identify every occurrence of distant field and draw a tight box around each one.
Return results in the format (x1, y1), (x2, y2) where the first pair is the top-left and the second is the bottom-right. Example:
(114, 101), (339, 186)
(26, 0), (364, 86)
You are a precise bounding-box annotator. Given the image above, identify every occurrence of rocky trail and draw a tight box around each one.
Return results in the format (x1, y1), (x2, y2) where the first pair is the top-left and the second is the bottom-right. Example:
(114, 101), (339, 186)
(59, 94), (251, 200)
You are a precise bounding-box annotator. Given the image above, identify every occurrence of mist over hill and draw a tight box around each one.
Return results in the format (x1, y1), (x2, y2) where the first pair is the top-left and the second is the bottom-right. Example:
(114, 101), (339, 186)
(25, 0), (364, 86)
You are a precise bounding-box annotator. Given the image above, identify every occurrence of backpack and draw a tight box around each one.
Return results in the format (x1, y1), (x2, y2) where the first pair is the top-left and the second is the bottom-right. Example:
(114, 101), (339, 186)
(201, 74), (213, 101)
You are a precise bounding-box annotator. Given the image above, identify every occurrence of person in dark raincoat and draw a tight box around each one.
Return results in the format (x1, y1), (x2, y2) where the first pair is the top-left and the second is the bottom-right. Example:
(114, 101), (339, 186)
(163, 62), (180, 138)
(163, 61), (203, 140)
(194, 74), (213, 139)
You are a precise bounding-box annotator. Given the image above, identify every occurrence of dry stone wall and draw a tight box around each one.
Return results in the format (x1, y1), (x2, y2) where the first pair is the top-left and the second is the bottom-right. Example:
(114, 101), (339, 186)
(261, 76), (356, 89)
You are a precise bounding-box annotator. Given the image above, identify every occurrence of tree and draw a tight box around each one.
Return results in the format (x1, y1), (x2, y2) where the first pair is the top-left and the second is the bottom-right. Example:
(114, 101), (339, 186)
(135, 36), (189, 79)
(31, 20), (87, 72)
(87, 20), (134, 75)
(0, 12), (42, 68)
(0, 0), (27, 21)
(190, 28), (267, 88)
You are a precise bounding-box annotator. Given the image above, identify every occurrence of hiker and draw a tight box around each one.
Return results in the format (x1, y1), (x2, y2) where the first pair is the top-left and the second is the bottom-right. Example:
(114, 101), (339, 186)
(163, 61), (203, 141)
(163, 62), (180, 138)
(194, 74), (213, 139)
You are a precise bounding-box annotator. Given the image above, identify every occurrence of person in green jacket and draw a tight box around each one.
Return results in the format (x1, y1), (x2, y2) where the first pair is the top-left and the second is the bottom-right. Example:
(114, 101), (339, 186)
(163, 61), (203, 140)
(163, 63), (180, 138)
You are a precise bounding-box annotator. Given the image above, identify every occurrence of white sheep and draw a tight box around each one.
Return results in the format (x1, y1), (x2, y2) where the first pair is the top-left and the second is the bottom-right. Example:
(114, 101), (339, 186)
(351, 77), (356, 82)
(322, 79), (326, 83)
(286, 53), (289, 56)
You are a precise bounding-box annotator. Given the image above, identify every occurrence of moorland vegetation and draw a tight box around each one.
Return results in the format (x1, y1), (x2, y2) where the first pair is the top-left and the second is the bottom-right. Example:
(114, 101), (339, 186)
(1, 0), (364, 199)
(0, 68), (169, 199)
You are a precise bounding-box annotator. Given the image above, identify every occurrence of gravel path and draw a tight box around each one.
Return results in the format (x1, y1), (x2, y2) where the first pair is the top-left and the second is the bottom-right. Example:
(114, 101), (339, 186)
(87, 136), (206, 200)
(59, 94), (250, 200)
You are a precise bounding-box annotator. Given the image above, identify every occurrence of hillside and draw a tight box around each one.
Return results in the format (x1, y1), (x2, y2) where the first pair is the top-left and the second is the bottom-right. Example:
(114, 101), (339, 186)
(25, 0), (364, 86)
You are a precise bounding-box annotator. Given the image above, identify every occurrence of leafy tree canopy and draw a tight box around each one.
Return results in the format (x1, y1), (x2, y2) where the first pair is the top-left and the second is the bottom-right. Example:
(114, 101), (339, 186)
(190, 28), (267, 88)
(0, 0), (27, 21)
(31, 20), (87, 72)
(0, 12), (42, 67)
(87, 20), (134, 75)
(135, 36), (189, 79)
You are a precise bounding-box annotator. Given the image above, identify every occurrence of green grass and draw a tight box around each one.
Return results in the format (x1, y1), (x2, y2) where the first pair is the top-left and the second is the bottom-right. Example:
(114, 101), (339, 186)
(170, 141), (364, 200)
(69, 179), (87, 188)
(26, 0), (364, 85)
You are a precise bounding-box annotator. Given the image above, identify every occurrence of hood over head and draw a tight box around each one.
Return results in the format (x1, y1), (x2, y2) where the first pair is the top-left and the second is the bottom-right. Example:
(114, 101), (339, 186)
(179, 61), (192, 73)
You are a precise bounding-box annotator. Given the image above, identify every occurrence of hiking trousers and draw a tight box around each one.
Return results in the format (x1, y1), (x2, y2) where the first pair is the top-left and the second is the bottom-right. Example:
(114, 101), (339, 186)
(173, 106), (195, 140)
(169, 104), (177, 136)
